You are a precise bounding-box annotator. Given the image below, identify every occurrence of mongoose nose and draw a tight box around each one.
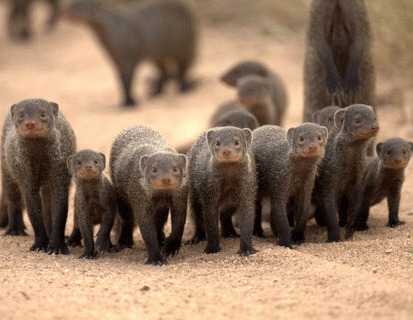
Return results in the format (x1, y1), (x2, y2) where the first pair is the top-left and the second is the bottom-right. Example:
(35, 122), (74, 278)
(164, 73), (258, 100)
(162, 178), (171, 185)
(25, 121), (35, 129)
(371, 124), (379, 132)
(222, 150), (232, 157)
(84, 165), (93, 171)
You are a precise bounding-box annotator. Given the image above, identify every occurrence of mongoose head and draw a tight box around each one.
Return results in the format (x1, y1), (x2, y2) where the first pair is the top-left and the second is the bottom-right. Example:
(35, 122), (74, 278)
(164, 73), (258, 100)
(10, 99), (59, 139)
(61, 0), (107, 25)
(67, 150), (106, 180)
(207, 127), (252, 163)
(139, 153), (187, 191)
(312, 105), (342, 133)
(236, 75), (272, 108)
(212, 109), (259, 131)
(287, 123), (328, 158)
(377, 137), (413, 170)
(220, 60), (269, 87)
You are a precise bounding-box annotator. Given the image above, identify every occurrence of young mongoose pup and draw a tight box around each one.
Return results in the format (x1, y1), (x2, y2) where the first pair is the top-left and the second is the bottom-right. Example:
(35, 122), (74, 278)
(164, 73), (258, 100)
(351, 137), (413, 232)
(187, 126), (257, 256)
(0, 98), (76, 254)
(66, 150), (116, 259)
(110, 125), (188, 265)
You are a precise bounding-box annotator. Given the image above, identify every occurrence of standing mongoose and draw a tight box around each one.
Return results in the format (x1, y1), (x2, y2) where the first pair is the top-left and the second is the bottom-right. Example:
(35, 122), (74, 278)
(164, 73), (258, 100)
(0, 98), (76, 254)
(303, 0), (375, 122)
(62, 0), (197, 107)
(312, 104), (379, 242)
(252, 123), (328, 245)
(312, 105), (342, 133)
(351, 138), (413, 232)
(187, 126), (257, 255)
(110, 125), (188, 265)
(66, 150), (116, 259)
(220, 60), (288, 126)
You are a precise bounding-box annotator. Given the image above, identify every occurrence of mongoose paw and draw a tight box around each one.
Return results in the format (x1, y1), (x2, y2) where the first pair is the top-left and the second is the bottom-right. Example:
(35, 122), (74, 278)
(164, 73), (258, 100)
(221, 230), (239, 239)
(113, 242), (133, 252)
(79, 252), (98, 259)
(238, 247), (258, 257)
(122, 96), (136, 107)
(354, 223), (369, 231)
(47, 242), (70, 255)
(162, 238), (181, 258)
(5, 228), (28, 236)
(145, 256), (167, 266)
(185, 234), (205, 246)
(66, 237), (82, 248)
(253, 229), (264, 238)
(204, 244), (221, 254)
(29, 242), (48, 253)
(387, 220), (405, 228)
(96, 239), (114, 253)
(277, 239), (292, 248)
(291, 232), (305, 245)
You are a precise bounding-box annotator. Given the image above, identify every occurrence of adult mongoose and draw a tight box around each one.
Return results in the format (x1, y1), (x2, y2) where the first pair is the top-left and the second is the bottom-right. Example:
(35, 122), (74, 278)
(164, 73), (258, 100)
(220, 60), (288, 126)
(312, 105), (342, 133)
(110, 125), (188, 265)
(62, 0), (197, 106)
(312, 104), (379, 242)
(252, 123), (328, 245)
(187, 126), (257, 256)
(0, 98), (76, 254)
(350, 137), (413, 233)
(303, 0), (375, 122)
(66, 149), (116, 259)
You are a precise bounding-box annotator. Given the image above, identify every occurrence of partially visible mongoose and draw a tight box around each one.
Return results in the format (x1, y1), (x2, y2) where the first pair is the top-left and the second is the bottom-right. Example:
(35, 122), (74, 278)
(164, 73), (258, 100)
(312, 104), (379, 242)
(66, 150), (116, 259)
(303, 0), (375, 122)
(312, 105), (342, 133)
(351, 138), (413, 232)
(0, 98), (76, 254)
(220, 60), (288, 126)
(252, 123), (328, 245)
(62, 0), (197, 106)
(187, 126), (257, 255)
(110, 125), (188, 265)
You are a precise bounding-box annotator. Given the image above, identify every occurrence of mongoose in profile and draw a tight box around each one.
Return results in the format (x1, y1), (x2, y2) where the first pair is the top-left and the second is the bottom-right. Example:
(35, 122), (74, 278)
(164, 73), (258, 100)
(0, 98), (76, 254)
(312, 104), (379, 242)
(312, 105), (342, 133)
(110, 125), (188, 265)
(351, 138), (413, 232)
(62, 0), (197, 106)
(66, 150), (116, 259)
(303, 0), (375, 122)
(252, 123), (328, 245)
(187, 126), (257, 255)
(220, 60), (288, 126)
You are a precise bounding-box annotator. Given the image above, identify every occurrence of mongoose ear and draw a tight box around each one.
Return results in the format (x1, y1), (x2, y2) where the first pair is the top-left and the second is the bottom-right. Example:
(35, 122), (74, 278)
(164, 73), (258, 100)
(99, 152), (106, 170)
(334, 109), (345, 129)
(320, 126), (328, 139)
(376, 142), (383, 158)
(242, 128), (252, 147)
(409, 142), (413, 153)
(178, 154), (187, 168)
(10, 104), (17, 120)
(66, 154), (75, 175)
(312, 110), (320, 123)
(287, 127), (295, 143)
(139, 155), (149, 174)
(48, 101), (59, 118)
(206, 129), (215, 147)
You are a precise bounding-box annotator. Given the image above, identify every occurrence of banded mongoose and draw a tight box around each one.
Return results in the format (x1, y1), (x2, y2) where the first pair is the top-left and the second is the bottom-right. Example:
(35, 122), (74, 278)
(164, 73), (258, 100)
(66, 150), (116, 259)
(110, 125), (188, 265)
(187, 126), (257, 255)
(312, 105), (342, 133)
(303, 0), (375, 122)
(0, 98), (76, 254)
(62, 0), (197, 106)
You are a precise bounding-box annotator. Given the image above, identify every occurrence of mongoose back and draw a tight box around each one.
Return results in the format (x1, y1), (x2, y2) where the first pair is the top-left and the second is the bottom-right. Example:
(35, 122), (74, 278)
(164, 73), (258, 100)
(220, 60), (288, 126)
(62, 0), (197, 106)
(252, 123), (328, 245)
(0, 98), (76, 254)
(187, 126), (257, 255)
(312, 104), (379, 241)
(110, 125), (188, 265)
(352, 138), (413, 231)
(66, 150), (116, 259)
(303, 0), (375, 122)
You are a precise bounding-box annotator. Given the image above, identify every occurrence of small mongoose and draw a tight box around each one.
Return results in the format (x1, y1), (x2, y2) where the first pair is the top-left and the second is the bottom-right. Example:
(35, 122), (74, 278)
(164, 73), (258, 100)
(220, 60), (288, 126)
(303, 0), (375, 122)
(351, 138), (413, 232)
(187, 126), (257, 255)
(252, 123), (328, 245)
(66, 150), (116, 259)
(62, 0), (197, 106)
(110, 125), (188, 265)
(312, 105), (342, 133)
(312, 104), (379, 242)
(0, 98), (76, 254)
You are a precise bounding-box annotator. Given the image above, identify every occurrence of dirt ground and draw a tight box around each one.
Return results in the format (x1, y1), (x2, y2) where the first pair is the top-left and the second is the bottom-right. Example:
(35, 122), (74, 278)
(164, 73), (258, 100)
(0, 2), (412, 320)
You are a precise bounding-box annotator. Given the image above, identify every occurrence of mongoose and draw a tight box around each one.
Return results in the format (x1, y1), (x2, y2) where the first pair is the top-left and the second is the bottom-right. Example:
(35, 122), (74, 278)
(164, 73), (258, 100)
(66, 150), (116, 259)
(312, 105), (342, 133)
(187, 126), (257, 255)
(220, 60), (288, 126)
(303, 0), (375, 122)
(0, 98), (76, 254)
(62, 0), (197, 106)
(252, 123), (328, 245)
(351, 138), (413, 232)
(312, 104), (379, 242)
(110, 125), (188, 265)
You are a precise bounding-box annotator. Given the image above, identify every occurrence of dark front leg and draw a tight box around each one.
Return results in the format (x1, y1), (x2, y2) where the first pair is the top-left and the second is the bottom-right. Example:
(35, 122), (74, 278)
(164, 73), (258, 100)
(115, 198), (134, 251)
(387, 192), (403, 228)
(345, 186), (363, 239)
(67, 226), (82, 247)
(203, 202), (221, 254)
(96, 206), (115, 252)
(291, 191), (309, 245)
(237, 202), (257, 256)
(24, 190), (49, 252)
(155, 207), (169, 247)
(162, 201), (187, 258)
(353, 191), (374, 231)
(270, 197), (291, 248)
(321, 194), (341, 242)
(119, 67), (136, 107)
(220, 208), (238, 238)
(48, 188), (70, 255)
(3, 181), (26, 235)
(186, 198), (206, 245)
(79, 219), (97, 259)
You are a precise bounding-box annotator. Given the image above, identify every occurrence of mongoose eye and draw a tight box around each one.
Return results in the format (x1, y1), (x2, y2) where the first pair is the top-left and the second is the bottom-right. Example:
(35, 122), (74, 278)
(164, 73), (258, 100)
(94, 160), (99, 165)
(234, 139), (240, 146)
(387, 150), (391, 156)
(40, 112), (46, 118)
(172, 167), (179, 173)
(299, 136), (305, 142)
(19, 112), (24, 118)
(77, 160), (82, 165)
(152, 167), (158, 174)
(403, 150), (407, 155)
(317, 135), (322, 141)
(354, 118), (361, 124)
(215, 141), (220, 147)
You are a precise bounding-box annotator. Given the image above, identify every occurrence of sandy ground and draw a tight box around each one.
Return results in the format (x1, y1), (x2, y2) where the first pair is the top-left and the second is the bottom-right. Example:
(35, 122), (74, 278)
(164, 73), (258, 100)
(0, 2), (413, 320)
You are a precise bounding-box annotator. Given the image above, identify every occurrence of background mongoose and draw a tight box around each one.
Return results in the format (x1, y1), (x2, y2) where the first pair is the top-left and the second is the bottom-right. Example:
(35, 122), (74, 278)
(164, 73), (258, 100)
(252, 123), (328, 245)
(66, 149), (116, 259)
(110, 125), (188, 265)
(303, 0), (375, 122)
(351, 137), (413, 232)
(0, 98), (76, 254)
(220, 60), (288, 126)
(62, 0), (197, 106)
(187, 126), (257, 255)
(312, 104), (379, 242)
(312, 105), (342, 133)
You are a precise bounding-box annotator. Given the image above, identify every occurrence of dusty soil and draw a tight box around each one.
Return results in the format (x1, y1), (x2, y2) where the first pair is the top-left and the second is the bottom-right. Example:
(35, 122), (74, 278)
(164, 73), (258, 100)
(0, 2), (412, 320)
